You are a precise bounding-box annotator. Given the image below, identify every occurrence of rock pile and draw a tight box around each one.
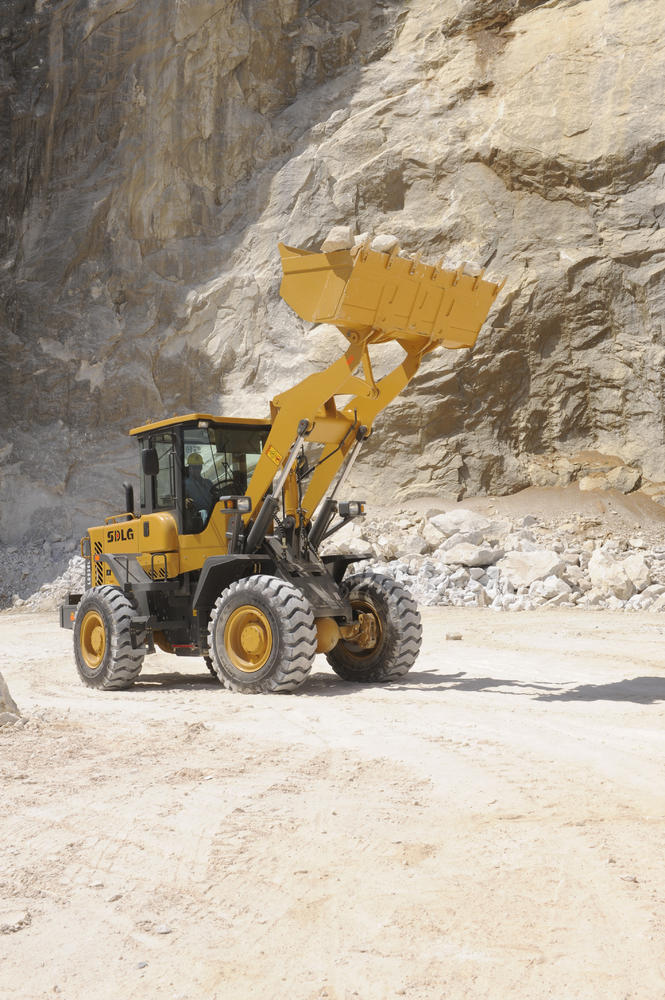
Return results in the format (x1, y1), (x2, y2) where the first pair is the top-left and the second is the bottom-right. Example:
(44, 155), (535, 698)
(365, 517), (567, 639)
(327, 508), (665, 613)
(9, 556), (87, 613)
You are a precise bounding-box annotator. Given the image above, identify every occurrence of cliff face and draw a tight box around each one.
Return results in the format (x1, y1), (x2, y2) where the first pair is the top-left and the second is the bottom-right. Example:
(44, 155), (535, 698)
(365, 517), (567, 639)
(2, 0), (665, 553)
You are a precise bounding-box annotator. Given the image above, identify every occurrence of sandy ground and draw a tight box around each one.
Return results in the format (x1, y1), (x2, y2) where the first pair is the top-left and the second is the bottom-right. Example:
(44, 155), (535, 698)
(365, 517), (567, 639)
(1, 607), (665, 1000)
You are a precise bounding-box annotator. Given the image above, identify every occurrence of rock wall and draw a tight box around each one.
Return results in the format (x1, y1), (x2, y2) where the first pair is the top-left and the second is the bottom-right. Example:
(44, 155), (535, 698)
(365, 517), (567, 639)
(2, 0), (665, 566)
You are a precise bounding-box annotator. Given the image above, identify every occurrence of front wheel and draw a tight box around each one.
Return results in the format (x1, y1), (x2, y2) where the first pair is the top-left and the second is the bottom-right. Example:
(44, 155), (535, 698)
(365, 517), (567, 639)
(326, 573), (422, 683)
(208, 575), (317, 693)
(73, 586), (144, 690)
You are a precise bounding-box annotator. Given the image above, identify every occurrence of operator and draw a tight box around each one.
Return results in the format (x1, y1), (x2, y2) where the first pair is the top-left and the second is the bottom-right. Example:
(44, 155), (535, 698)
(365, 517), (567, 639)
(184, 453), (215, 526)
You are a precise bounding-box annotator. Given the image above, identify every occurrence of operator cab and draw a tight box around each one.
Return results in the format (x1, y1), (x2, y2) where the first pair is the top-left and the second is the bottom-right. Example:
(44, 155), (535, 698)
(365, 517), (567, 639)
(130, 414), (271, 534)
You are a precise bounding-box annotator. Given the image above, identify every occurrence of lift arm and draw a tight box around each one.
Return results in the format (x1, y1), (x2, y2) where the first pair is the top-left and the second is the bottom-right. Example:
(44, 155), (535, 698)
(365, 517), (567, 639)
(244, 240), (504, 533)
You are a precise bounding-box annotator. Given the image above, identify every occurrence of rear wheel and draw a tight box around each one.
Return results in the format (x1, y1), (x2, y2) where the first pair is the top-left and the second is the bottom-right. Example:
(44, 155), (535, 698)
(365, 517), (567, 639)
(326, 572), (422, 683)
(73, 586), (144, 690)
(208, 575), (317, 693)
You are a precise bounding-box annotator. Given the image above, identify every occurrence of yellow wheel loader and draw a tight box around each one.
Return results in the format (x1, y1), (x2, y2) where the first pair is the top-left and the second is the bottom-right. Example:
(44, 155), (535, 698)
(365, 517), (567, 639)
(60, 239), (503, 693)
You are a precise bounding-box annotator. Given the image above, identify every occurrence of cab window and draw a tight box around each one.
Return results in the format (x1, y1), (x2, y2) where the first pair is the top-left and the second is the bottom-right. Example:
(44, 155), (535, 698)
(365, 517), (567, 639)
(152, 432), (176, 510)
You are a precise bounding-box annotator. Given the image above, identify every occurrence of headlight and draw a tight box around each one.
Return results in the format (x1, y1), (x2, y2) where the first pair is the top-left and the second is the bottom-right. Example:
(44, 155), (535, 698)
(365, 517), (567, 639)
(220, 496), (252, 514)
(338, 500), (366, 518)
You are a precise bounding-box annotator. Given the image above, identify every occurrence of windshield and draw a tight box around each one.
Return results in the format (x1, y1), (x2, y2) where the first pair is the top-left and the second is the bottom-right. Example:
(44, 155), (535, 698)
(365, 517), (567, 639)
(183, 424), (270, 497)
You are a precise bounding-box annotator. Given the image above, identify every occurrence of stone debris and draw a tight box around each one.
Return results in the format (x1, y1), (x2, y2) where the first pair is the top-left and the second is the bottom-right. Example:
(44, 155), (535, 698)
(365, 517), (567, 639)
(7, 555), (86, 612)
(325, 507), (665, 612)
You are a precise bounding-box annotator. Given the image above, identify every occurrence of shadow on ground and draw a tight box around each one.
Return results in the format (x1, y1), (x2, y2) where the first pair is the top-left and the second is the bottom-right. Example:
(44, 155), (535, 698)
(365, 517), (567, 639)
(129, 668), (665, 704)
(536, 677), (665, 704)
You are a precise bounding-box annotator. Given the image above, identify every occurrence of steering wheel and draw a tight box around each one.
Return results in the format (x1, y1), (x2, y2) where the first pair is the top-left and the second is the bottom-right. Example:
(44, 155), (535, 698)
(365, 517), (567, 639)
(211, 480), (238, 500)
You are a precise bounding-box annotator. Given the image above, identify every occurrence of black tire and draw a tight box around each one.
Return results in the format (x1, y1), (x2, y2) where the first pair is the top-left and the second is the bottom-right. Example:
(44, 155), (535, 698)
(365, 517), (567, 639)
(203, 655), (220, 680)
(208, 575), (317, 694)
(73, 586), (144, 690)
(326, 572), (422, 683)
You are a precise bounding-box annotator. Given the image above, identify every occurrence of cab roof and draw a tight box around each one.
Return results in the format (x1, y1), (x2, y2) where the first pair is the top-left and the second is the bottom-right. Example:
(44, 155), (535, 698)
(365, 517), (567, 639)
(129, 413), (271, 437)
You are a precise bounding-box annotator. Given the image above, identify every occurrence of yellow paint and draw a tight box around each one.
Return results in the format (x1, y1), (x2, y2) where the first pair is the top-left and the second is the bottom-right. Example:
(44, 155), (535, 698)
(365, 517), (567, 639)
(130, 412), (270, 437)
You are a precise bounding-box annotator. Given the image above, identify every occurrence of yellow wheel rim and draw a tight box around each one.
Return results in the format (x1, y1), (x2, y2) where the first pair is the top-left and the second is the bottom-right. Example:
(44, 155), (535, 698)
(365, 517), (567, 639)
(80, 610), (107, 670)
(224, 605), (272, 673)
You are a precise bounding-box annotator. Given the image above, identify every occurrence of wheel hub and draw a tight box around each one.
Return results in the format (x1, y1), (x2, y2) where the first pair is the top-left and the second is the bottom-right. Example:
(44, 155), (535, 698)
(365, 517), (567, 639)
(80, 610), (106, 670)
(339, 600), (381, 658)
(224, 605), (272, 672)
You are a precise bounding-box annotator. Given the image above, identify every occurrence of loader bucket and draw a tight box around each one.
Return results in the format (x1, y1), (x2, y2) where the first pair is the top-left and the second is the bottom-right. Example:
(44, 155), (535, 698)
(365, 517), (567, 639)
(278, 242), (504, 350)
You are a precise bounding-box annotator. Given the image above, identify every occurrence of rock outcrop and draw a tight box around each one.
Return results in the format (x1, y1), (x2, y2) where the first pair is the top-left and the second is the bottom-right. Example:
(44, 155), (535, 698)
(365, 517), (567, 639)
(0, 670), (21, 727)
(3, 0), (665, 597)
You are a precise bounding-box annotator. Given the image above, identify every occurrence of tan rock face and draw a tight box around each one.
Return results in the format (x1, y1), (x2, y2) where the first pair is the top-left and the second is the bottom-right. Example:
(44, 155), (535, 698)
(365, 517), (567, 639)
(2, 0), (665, 546)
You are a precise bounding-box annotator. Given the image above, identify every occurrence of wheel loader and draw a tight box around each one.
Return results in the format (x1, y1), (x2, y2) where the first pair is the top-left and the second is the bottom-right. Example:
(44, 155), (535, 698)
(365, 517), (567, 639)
(60, 238), (503, 693)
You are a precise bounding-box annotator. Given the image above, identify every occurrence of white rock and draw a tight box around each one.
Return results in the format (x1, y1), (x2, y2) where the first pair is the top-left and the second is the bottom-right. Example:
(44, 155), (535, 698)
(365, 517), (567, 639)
(440, 544), (504, 568)
(621, 553), (650, 591)
(588, 549), (636, 600)
(422, 521), (444, 550)
(403, 535), (428, 556)
(375, 534), (399, 560)
(502, 531), (540, 552)
(496, 550), (565, 589)
(370, 233), (400, 253)
(476, 588), (490, 607)
(545, 592), (573, 607)
(529, 575), (572, 601)
(320, 225), (354, 252)
(429, 509), (492, 539)
(440, 529), (485, 550)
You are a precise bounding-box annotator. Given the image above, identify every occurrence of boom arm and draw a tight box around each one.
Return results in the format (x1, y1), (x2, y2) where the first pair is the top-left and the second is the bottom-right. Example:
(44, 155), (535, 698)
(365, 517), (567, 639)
(244, 240), (504, 539)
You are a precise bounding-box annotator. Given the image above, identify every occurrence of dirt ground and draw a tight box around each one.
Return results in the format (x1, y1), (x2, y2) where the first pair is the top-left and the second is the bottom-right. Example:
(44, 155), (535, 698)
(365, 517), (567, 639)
(1, 606), (665, 1000)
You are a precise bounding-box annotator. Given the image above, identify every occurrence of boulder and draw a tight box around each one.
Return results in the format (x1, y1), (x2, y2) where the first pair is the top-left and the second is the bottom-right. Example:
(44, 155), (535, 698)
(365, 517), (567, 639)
(0, 671), (20, 726)
(605, 465), (641, 493)
(587, 549), (635, 600)
(440, 544), (504, 567)
(370, 234), (400, 253)
(429, 509), (492, 540)
(422, 521), (445, 550)
(497, 551), (565, 589)
(440, 529), (485, 550)
(529, 575), (572, 601)
(621, 553), (651, 591)
(320, 225), (354, 252)
(402, 535), (428, 557)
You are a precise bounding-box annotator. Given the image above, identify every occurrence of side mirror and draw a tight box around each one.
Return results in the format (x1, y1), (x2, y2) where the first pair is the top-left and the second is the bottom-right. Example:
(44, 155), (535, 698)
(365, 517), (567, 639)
(123, 482), (135, 517)
(141, 447), (159, 477)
